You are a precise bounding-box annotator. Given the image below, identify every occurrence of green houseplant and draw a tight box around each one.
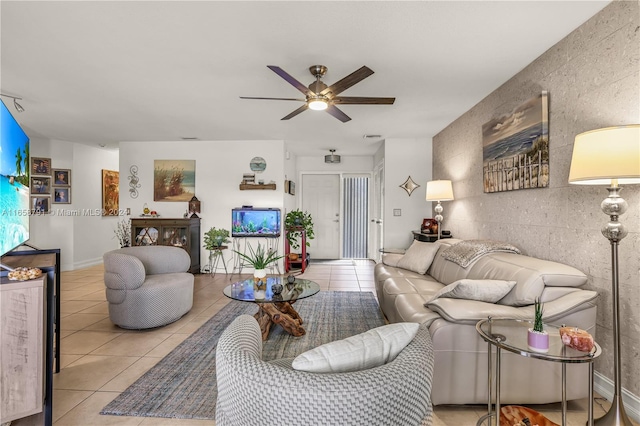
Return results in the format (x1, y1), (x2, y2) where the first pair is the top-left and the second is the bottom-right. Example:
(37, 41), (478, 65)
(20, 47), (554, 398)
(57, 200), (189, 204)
(285, 209), (315, 250)
(527, 298), (549, 352)
(233, 243), (285, 290)
(204, 227), (230, 250)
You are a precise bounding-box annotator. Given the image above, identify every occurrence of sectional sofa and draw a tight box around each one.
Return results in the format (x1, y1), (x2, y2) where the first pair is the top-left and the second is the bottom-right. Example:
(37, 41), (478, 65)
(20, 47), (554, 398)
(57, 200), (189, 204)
(374, 238), (599, 405)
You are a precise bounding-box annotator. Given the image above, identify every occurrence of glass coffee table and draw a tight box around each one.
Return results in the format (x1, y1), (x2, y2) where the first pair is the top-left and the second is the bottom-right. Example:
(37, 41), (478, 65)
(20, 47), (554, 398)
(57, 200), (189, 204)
(223, 277), (320, 340)
(476, 317), (601, 426)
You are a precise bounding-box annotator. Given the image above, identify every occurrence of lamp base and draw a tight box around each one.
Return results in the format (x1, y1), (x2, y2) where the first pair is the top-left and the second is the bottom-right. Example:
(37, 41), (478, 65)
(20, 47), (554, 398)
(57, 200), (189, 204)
(593, 394), (634, 426)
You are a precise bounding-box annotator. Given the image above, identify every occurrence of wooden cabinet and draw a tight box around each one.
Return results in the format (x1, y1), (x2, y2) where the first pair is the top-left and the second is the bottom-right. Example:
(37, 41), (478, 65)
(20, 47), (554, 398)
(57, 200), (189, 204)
(131, 218), (201, 273)
(0, 276), (46, 424)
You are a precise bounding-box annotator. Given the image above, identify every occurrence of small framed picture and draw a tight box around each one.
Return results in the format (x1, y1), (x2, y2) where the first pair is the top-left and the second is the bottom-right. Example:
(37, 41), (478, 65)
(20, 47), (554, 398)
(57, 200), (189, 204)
(31, 196), (50, 213)
(53, 187), (71, 204)
(52, 169), (71, 186)
(30, 176), (51, 194)
(31, 157), (52, 176)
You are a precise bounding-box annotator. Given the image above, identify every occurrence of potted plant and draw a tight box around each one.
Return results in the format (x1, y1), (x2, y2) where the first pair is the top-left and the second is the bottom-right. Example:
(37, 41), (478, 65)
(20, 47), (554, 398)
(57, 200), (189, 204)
(234, 243), (284, 295)
(114, 218), (131, 248)
(527, 298), (549, 352)
(204, 227), (230, 249)
(285, 209), (315, 251)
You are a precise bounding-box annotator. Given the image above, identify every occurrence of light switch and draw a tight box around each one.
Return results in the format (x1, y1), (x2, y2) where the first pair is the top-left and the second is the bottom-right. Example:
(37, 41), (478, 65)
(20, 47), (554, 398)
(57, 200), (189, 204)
(393, 209), (401, 216)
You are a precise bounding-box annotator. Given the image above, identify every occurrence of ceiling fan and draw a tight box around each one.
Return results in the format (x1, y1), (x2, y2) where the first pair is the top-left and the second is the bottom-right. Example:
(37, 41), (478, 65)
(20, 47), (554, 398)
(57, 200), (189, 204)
(240, 65), (395, 123)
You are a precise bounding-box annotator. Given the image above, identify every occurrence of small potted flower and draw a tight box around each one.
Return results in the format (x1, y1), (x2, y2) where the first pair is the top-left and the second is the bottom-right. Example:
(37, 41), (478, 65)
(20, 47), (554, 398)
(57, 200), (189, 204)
(204, 227), (230, 250)
(528, 298), (549, 352)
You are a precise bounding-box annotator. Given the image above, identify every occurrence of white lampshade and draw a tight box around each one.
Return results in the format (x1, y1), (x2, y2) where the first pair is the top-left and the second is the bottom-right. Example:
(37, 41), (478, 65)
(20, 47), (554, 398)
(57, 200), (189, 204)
(426, 180), (454, 201)
(569, 125), (640, 185)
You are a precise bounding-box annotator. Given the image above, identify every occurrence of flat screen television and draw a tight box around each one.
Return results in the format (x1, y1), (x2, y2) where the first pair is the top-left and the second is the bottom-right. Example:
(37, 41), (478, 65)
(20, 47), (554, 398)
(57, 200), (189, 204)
(232, 208), (281, 237)
(0, 99), (30, 256)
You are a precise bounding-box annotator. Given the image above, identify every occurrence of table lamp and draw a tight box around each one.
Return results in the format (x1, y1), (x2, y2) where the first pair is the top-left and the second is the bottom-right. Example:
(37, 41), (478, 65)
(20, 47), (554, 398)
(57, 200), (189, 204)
(568, 125), (640, 426)
(426, 180), (454, 240)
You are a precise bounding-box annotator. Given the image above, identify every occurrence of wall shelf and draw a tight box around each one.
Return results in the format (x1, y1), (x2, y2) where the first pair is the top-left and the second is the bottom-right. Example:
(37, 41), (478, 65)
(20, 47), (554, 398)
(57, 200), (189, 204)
(239, 183), (276, 190)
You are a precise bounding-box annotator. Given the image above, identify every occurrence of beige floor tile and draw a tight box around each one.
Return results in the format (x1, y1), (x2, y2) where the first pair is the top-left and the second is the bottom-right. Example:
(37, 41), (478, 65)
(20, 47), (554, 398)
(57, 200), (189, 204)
(61, 313), (110, 331)
(52, 389), (94, 422)
(55, 391), (144, 425)
(79, 301), (109, 314)
(85, 318), (123, 332)
(60, 353), (84, 369)
(328, 279), (360, 288)
(54, 355), (139, 391)
(61, 330), (123, 355)
(60, 300), (103, 316)
(100, 357), (161, 392)
(77, 290), (108, 301)
(90, 332), (172, 357)
(61, 289), (101, 300)
(328, 286), (362, 292)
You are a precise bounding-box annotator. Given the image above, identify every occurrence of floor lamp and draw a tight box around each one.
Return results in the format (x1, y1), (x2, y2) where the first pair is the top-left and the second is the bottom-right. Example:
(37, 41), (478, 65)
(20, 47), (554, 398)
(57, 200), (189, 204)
(568, 125), (640, 426)
(426, 180), (454, 240)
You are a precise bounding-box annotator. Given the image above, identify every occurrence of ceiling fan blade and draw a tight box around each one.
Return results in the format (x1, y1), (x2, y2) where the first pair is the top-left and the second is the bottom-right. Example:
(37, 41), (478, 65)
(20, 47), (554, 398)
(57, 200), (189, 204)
(267, 65), (314, 96)
(325, 105), (351, 123)
(320, 66), (374, 98)
(333, 96), (396, 105)
(240, 96), (305, 102)
(281, 104), (309, 120)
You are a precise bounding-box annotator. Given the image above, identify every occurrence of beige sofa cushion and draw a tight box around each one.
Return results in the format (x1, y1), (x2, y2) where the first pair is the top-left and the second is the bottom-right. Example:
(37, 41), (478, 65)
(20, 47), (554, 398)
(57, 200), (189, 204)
(397, 240), (440, 274)
(425, 279), (516, 304)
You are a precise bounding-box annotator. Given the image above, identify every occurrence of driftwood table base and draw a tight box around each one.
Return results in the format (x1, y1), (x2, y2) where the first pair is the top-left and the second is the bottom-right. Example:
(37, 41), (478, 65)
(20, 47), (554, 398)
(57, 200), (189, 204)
(254, 301), (305, 341)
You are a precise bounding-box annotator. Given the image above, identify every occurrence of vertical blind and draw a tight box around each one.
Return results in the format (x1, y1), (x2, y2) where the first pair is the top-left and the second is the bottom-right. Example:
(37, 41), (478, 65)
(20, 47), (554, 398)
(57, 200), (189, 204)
(343, 176), (369, 258)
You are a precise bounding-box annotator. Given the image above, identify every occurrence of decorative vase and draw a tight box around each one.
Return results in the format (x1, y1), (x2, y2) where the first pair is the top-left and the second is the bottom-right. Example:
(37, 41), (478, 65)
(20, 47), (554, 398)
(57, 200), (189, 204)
(215, 236), (224, 247)
(253, 269), (267, 290)
(271, 283), (283, 295)
(287, 275), (296, 284)
(527, 328), (549, 353)
(289, 253), (299, 261)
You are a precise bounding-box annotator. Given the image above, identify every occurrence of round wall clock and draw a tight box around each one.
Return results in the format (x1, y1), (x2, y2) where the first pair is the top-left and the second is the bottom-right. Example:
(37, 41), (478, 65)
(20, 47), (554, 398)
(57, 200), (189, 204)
(250, 156), (267, 173)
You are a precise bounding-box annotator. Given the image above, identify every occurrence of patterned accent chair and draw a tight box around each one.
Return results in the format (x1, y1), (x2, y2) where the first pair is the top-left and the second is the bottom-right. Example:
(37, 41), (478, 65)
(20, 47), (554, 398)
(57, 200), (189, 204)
(215, 315), (435, 426)
(103, 246), (194, 329)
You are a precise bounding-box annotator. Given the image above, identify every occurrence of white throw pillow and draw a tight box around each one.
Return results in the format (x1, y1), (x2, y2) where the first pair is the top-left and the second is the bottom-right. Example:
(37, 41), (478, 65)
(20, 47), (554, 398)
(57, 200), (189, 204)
(425, 279), (516, 305)
(396, 240), (440, 274)
(291, 322), (419, 373)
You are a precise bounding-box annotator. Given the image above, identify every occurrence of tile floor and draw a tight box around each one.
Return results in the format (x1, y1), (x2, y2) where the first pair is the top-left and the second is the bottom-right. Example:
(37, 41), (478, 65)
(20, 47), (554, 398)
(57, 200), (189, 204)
(11, 260), (636, 426)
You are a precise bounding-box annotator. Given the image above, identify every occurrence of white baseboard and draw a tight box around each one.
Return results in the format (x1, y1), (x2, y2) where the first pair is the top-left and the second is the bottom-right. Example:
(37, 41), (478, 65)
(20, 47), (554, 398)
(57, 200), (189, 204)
(594, 371), (640, 422)
(67, 257), (103, 272)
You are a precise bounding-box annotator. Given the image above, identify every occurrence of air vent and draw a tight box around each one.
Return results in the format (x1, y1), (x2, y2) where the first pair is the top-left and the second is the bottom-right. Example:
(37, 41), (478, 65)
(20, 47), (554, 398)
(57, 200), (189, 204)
(324, 149), (341, 164)
(181, 137), (199, 140)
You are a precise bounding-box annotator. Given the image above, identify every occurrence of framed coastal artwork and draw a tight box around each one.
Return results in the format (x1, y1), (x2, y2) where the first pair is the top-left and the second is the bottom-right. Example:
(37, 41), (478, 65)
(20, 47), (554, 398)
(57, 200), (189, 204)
(482, 91), (549, 193)
(102, 169), (120, 216)
(153, 160), (196, 202)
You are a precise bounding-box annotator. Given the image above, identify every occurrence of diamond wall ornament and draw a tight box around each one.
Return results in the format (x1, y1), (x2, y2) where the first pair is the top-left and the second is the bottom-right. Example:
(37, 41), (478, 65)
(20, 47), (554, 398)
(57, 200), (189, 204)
(399, 176), (420, 196)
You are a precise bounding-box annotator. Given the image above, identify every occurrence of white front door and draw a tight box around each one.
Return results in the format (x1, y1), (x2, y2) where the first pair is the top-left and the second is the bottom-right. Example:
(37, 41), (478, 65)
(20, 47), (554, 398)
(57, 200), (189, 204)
(302, 174), (340, 259)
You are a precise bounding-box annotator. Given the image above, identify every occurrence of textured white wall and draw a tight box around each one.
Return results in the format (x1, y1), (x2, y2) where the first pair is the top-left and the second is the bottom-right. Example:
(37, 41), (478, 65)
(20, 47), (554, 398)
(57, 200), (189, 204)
(433, 1), (639, 398)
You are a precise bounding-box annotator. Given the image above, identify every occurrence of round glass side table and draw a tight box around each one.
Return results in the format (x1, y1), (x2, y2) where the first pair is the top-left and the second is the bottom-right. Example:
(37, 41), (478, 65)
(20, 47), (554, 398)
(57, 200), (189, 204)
(475, 317), (601, 426)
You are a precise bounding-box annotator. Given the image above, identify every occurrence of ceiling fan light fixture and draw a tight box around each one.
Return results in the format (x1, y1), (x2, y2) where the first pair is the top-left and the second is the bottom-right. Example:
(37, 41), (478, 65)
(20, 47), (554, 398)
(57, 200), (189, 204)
(308, 98), (328, 111)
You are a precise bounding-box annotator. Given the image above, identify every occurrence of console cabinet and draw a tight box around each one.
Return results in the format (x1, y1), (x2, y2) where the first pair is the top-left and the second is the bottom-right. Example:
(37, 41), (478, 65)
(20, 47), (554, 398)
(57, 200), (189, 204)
(131, 217), (201, 273)
(0, 276), (46, 424)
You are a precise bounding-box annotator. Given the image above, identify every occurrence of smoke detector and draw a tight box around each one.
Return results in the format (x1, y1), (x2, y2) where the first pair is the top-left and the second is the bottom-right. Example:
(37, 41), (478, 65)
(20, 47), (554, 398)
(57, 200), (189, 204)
(324, 149), (341, 164)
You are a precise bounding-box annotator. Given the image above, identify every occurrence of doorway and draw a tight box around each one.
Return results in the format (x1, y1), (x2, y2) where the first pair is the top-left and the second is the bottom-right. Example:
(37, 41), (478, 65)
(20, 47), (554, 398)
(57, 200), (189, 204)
(301, 173), (371, 260)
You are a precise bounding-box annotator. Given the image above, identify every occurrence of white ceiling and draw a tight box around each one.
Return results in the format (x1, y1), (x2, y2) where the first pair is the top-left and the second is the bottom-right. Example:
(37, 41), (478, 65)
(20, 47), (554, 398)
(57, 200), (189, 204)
(1, 1), (609, 157)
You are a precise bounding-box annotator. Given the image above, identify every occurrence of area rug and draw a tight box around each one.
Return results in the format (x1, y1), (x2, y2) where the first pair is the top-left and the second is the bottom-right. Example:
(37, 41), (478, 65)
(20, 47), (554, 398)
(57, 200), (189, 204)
(100, 291), (384, 420)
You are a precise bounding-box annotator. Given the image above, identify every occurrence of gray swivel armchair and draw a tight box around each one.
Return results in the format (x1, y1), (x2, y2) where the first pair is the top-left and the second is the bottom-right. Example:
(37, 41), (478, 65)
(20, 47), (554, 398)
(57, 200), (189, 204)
(103, 246), (194, 329)
(215, 315), (435, 426)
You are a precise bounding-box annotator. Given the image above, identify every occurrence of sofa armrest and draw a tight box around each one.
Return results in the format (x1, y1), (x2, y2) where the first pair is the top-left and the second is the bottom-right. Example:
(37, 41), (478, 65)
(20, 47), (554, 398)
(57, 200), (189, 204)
(425, 290), (598, 325)
(103, 252), (146, 291)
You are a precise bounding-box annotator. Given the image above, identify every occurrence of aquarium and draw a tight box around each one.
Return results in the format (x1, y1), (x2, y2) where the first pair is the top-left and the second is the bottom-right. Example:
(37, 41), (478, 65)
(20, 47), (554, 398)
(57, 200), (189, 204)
(232, 208), (281, 237)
